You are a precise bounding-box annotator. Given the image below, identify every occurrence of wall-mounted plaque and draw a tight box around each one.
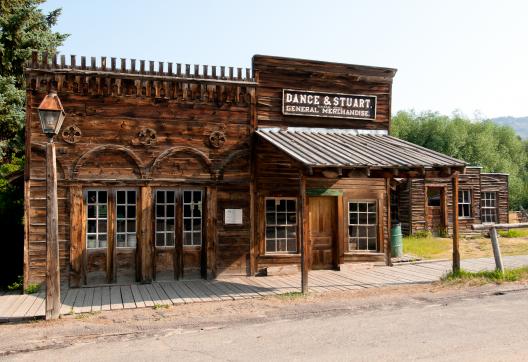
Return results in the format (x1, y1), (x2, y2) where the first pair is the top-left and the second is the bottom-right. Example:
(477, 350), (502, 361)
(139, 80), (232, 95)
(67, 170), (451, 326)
(224, 209), (243, 224)
(282, 89), (377, 120)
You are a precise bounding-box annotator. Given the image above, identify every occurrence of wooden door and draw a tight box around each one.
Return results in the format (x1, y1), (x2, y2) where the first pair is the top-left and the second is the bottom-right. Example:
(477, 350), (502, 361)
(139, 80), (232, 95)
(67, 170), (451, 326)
(426, 187), (445, 235)
(309, 196), (337, 270)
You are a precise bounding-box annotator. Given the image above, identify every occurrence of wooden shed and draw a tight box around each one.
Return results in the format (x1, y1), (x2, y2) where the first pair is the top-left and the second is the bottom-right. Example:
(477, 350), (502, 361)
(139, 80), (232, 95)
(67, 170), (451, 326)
(23, 52), (506, 288)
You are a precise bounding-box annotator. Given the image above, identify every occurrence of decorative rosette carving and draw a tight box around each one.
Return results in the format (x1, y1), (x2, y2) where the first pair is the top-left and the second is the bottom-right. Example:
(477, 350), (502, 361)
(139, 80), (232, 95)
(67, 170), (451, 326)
(208, 130), (226, 148)
(62, 125), (82, 144)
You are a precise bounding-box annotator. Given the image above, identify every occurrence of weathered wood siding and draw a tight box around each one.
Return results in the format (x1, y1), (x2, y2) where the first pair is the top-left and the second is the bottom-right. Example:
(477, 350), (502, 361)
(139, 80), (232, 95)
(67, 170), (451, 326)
(253, 55), (396, 130)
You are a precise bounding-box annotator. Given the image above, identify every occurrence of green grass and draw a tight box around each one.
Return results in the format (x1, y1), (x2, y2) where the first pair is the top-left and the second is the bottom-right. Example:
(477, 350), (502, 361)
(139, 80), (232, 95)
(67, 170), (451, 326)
(153, 303), (170, 310)
(275, 291), (307, 300)
(402, 235), (452, 260)
(498, 228), (528, 238)
(442, 266), (528, 284)
(6, 275), (40, 294)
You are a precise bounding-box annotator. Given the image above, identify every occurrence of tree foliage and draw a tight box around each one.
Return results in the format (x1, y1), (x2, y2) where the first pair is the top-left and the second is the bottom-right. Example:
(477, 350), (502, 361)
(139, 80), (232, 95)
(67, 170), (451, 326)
(391, 110), (528, 210)
(0, 0), (68, 163)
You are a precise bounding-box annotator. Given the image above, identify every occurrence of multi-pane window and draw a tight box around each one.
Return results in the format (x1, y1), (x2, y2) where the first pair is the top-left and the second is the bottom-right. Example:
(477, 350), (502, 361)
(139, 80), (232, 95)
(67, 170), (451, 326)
(458, 190), (472, 218)
(183, 190), (202, 246)
(116, 190), (137, 248)
(155, 190), (176, 247)
(481, 192), (497, 223)
(265, 198), (297, 253)
(86, 191), (108, 249)
(348, 201), (377, 252)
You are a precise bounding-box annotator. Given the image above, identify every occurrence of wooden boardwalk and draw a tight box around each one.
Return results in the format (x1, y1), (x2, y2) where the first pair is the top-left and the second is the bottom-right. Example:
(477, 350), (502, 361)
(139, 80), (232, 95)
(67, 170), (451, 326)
(1, 255), (527, 322)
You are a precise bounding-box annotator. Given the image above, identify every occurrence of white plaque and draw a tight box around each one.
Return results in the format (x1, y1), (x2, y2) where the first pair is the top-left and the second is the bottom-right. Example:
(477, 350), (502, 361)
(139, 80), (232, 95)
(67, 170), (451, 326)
(224, 209), (243, 224)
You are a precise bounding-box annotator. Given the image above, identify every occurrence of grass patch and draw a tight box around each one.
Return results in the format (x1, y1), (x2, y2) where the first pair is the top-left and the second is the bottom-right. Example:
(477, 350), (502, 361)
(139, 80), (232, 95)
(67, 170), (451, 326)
(276, 291), (307, 300)
(402, 235), (452, 260)
(24, 284), (40, 294)
(6, 276), (40, 294)
(498, 228), (528, 238)
(75, 311), (100, 319)
(153, 303), (170, 310)
(441, 266), (528, 285)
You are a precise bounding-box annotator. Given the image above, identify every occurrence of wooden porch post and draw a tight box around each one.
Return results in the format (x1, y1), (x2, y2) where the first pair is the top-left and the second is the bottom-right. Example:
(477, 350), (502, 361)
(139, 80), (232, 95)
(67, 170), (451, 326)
(299, 174), (308, 293)
(137, 186), (153, 282)
(385, 178), (392, 266)
(45, 141), (61, 320)
(452, 172), (460, 272)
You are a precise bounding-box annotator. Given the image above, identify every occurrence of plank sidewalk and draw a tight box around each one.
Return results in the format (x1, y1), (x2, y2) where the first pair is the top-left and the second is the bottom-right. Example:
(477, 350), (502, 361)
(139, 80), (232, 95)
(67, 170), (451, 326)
(1, 255), (527, 322)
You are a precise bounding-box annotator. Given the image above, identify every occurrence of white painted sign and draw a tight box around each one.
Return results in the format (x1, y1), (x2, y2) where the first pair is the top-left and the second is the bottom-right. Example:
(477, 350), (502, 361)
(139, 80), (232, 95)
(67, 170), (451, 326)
(224, 209), (243, 224)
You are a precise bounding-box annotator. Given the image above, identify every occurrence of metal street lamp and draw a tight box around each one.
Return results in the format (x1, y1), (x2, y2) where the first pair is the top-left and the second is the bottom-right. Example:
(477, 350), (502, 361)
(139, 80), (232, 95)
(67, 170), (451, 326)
(37, 91), (64, 320)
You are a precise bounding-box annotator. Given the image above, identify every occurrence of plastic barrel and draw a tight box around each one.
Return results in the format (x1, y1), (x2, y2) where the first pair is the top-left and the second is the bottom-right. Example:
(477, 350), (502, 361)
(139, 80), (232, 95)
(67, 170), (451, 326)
(391, 224), (403, 257)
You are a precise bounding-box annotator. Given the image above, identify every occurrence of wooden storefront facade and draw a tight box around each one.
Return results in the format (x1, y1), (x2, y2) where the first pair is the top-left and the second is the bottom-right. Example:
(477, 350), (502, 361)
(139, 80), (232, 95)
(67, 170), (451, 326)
(23, 53), (504, 288)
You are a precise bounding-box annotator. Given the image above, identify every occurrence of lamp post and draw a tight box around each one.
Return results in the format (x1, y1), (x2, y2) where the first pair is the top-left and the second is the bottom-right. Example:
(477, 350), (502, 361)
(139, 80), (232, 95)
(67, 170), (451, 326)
(37, 91), (65, 320)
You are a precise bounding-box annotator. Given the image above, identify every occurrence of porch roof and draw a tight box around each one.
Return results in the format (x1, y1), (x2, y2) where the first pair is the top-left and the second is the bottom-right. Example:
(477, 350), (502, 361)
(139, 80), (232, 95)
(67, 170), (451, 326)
(256, 127), (466, 169)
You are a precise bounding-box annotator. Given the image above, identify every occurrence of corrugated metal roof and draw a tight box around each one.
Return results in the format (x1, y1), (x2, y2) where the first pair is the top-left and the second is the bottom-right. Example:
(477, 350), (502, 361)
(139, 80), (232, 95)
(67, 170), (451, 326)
(256, 127), (466, 169)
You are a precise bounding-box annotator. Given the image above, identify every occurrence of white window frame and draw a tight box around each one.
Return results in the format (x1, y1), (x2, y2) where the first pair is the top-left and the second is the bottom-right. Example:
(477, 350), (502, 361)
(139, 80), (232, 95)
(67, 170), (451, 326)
(481, 192), (497, 223)
(115, 189), (137, 248)
(458, 190), (472, 218)
(86, 190), (108, 250)
(348, 200), (378, 252)
(155, 189), (177, 247)
(183, 190), (203, 247)
(264, 197), (298, 254)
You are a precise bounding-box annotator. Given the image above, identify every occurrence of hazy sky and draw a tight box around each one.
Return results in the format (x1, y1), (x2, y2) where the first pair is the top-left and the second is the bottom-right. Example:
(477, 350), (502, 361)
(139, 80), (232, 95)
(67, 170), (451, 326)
(40, 0), (528, 118)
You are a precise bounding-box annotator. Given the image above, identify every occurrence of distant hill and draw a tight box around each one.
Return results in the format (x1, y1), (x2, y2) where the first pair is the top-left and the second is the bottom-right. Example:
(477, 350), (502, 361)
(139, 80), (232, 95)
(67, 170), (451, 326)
(492, 116), (528, 139)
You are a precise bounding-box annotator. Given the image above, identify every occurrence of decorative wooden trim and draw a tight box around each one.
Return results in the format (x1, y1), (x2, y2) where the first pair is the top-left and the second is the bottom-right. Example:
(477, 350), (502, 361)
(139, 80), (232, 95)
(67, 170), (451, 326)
(150, 146), (212, 177)
(72, 144), (145, 179)
(69, 185), (84, 287)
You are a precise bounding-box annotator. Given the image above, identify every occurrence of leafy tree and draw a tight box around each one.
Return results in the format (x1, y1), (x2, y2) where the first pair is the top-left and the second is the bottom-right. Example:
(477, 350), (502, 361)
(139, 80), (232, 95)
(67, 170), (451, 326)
(0, 0), (68, 163)
(391, 110), (528, 210)
(0, 0), (67, 286)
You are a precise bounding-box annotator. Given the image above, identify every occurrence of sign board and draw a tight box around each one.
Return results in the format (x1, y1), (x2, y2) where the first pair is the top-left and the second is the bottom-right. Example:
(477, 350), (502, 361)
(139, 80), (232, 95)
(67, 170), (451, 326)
(224, 208), (243, 225)
(282, 89), (377, 120)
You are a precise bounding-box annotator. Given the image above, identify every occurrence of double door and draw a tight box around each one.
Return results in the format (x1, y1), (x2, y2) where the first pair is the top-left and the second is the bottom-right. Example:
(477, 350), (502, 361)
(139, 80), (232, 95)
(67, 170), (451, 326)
(84, 188), (205, 286)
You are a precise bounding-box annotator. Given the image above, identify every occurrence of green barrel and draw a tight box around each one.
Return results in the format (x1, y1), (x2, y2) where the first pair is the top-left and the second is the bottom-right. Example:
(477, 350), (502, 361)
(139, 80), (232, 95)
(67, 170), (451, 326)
(391, 224), (403, 257)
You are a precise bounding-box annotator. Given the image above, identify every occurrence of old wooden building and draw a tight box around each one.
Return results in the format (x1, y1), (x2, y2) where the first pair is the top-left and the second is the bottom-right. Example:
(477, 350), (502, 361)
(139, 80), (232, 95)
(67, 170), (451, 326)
(23, 52), (506, 288)
(395, 167), (509, 236)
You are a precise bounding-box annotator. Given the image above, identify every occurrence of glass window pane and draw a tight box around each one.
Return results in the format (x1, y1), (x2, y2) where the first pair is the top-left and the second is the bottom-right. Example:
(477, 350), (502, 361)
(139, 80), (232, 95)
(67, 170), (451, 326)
(359, 203), (367, 212)
(350, 213), (358, 225)
(193, 232), (202, 245)
(166, 219), (175, 231)
(349, 226), (357, 238)
(277, 200), (286, 212)
(349, 239), (357, 251)
(184, 218), (192, 231)
(193, 205), (201, 218)
(157, 191), (165, 203)
(127, 206), (136, 218)
(266, 200), (275, 212)
(287, 212), (296, 224)
(155, 233), (165, 246)
(367, 226), (376, 238)
(193, 191), (202, 202)
(127, 191), (135, 203)
(266, 227), (275, 239)
(184, 204), (191, 218)
(156, 220), (165, 232)
(166, 191), (175, 202)
(117, 191), (126, 204)
(127, 220), (136, 232)
(183, 191), (191, 203)
(266, 212), (275, 225)
(98, 205), (107, 218)
(349, 202), (357, 212)
(166, 233), (175, 246)
(98, 220), (107, 234)
(88, 191), (97, 204)
(98, 191), (107, 203)
(127, 233), (137, 247)
(286, 226), (296, 239)
(193, 218), (201, 229)
(266, 239), (275, 252)
(277, 227), (286, 238)
(117, 206), (126, 218)
(359, 213), (367, 224)
(156, 205), (164, 218)
(117, 220), (126, 233)
(358, 238), (367, 250)
(87, 205), (96, 218)
(359, 226), (367, 237)
(277, 212), (286, 224)
(88, 220), (97, 233)
(87, 234), (96, 249)
(367, 203), (376, 213)
(367, 212), (377, 224)
(116, 234), (126, 247)
(166, 204), (174, 217)
(287, 239), (296, 253)
(277, 240), (286, 252)
(286, 200), (295, 212)
(183, 232), (192, 246)
(98, 234), (107, 248)
(368, 238), (377, 250)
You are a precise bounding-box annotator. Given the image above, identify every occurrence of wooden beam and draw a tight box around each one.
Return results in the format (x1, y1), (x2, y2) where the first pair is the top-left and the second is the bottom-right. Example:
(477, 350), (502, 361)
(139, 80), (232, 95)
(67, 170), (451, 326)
(107, 191), (116, 283)
(489, 226), (504, 273)
(45, 141), (60, 320)
(205, 186), (217, 278)
(174, 189), (183, 279)
(138, 186), (153, 282)
(452, 172), (460, 273)
(299, 174), (308, 293)
(69, 185), (84, 287)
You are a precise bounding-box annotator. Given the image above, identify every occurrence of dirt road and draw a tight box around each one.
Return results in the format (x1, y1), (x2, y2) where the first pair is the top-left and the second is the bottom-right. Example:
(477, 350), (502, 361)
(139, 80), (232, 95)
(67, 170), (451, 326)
(2, 283), (528, 361)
